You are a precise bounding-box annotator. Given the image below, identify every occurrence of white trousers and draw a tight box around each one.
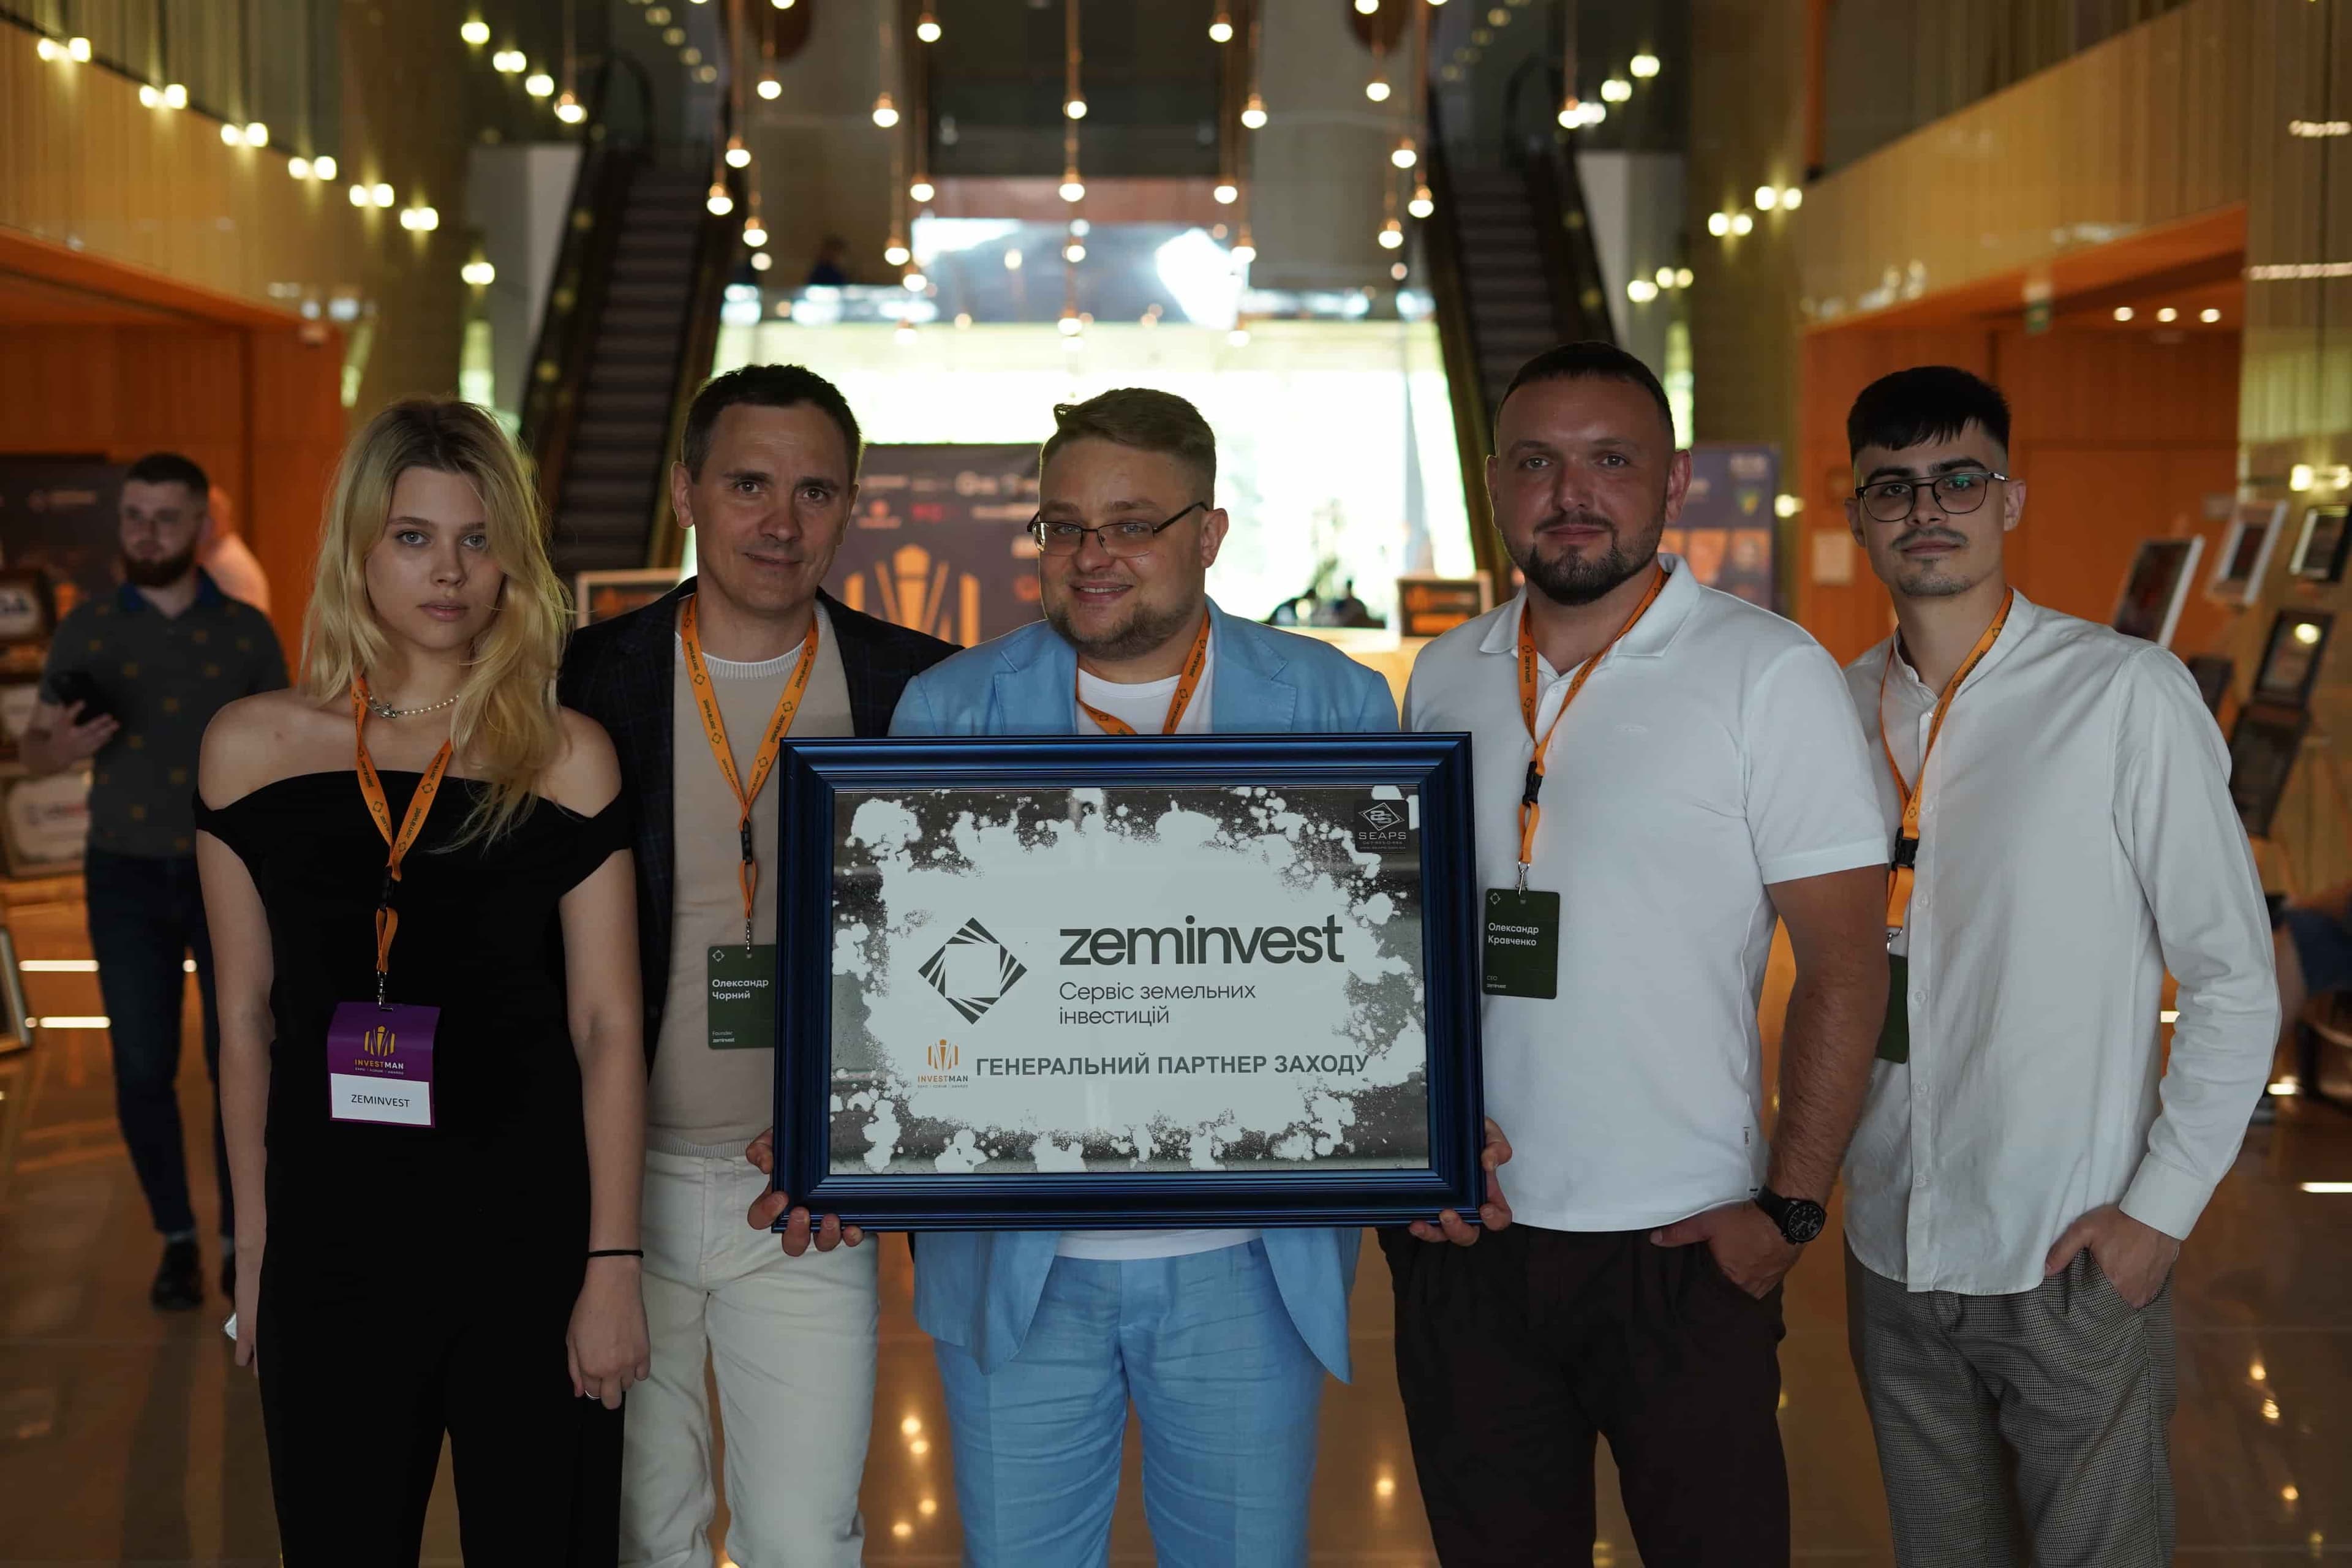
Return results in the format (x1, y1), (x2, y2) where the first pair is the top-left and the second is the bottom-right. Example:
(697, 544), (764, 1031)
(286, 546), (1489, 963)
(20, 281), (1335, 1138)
(622, 1148), (879, 1568)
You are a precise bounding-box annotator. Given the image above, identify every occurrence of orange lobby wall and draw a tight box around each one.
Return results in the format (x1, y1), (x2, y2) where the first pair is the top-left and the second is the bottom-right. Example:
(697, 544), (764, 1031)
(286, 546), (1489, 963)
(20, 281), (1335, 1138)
(1793, 323), (2241, 666)
(0, 322), (339, 654)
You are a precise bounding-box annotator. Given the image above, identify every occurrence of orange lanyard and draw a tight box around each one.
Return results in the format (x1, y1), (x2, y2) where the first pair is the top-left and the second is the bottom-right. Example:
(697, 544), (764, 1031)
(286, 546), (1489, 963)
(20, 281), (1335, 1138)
(1077, 611), (1212, 736)
(351, 680), (453, 1006)
(1513, 564), (1669, 889)
(679, 595), (820, 949)
(1875, 589), (2013, 937)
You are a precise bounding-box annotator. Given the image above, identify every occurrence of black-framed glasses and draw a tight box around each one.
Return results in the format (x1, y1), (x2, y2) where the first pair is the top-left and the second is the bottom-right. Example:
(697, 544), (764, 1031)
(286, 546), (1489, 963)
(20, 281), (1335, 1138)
(1027, 500), (1208, 558)
(1853, 470), (2009, 524)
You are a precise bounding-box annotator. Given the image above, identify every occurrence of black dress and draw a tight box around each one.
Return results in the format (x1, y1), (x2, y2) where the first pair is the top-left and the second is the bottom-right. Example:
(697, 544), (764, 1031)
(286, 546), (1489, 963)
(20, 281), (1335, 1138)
(196, 769), (629, 1567)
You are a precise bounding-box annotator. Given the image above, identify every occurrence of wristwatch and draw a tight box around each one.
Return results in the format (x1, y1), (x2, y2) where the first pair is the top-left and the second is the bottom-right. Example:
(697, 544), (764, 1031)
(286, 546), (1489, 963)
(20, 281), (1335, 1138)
(1754, 1185), (1827, 1245)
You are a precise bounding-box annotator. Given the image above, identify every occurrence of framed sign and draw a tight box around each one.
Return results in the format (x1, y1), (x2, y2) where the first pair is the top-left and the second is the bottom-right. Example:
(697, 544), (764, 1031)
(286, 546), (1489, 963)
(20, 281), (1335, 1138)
(2209, 500), (2285, 606)
(1394, 575), (1491, 639)
(573, 568), (679, 629)
(773, 734), (1484, 1229)
(2228, 703), (2310, 838)
(2291, 506), (2352, 584)
(2253, 609), (2334, 710)
(2110, 537), (2204, 648)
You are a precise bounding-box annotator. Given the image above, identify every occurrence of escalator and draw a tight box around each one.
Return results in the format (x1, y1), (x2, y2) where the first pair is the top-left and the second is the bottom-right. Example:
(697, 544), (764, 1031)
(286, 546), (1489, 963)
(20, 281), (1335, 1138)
(521, 59), (739, 581)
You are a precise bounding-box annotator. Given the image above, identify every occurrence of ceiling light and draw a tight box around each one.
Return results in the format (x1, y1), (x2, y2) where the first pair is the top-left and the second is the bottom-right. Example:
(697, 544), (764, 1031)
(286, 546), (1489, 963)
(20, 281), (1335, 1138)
(2290, 464), (2315, 491)
(1059, 175), (1085, 202)
(2114, 305), (2135, 322)
(872, 93), (899, 128)
(556, 91), (585, 123)
(164, 83), (187, 108)
(1408, 185), (1434, 219)
(1208, 12), (1233, 43)
(461, 258), (496, 285)
(67, 35), (91, 61)
(1756, 185), (1779, 210)
(34, 37), (57, 61)
(244, 121), (270, 146)
(410, 206), (440, 231)
(1064, 243), (1085, 262)
(903, 271), (928, 291)
(757, 75), (780, 99)
(289, 156), (311, 179)
(1708, 211), (1731, 237)
(372, 182), (394, 207)
(220, 122), (243, 146)
(2300, 1180), (2352, 1193)
(1213, 182), (1238, 204)
(1392, 140), (1419, 168)
(2157, 306), (2178, 322)
(1004, 249), (1023, 270)
(725, 140), (752, 168)
(1378, 217), (1404, 249)
(1676, 266), (1693, 287)
(1240, 94), (1267, 129)
(526, 72), (554, 97)
(1065, 97), (1088, 119)
(1627, 277), (1658, 303)
(884, 241), (911, 265)
(696, 63), (718, 82)
(461, 18), (489, 44)
(772, 0), (794, 7)
(1781, 186), (1803, 209)
(706, 183), (734, 216)
(349, 183), (369, 206)
(2199, 307), (2223, 323)
(917, 10), (941, 42)
(1392, 260), (1409, 281)
(1356, 0), (1379, 10)
(139, 84), (160, 107)
(910, 178), (935, 202)
(1654, 265), (1675, 287)
(1365, 77), (1391, 102)
(1730, 211), (1753, 235)
(494, 48), (523, 73)
(742, 219), (767, 247)
(1774, 493), (1803, 518)
(1601, 77), (1631, 103)
(751, 250), (773, 271)
(1630, 52), (1660, 77)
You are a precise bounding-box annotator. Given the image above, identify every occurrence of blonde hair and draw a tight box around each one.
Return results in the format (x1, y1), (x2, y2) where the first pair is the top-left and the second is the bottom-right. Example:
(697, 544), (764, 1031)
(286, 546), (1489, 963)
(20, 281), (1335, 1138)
(301, 398), (570, 845)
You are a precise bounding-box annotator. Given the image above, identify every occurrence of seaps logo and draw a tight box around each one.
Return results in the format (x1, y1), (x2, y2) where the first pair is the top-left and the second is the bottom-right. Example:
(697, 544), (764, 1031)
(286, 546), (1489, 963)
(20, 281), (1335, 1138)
(918, 918), (1029, 1023)
(1352, 796), (1411, 851)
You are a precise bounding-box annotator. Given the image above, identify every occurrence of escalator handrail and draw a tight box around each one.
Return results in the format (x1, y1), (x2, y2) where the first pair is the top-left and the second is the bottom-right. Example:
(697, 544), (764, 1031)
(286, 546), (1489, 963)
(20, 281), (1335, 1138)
(638, 159), (744, 570)
(1500, 55), (1615, 346)
(1420, 89), (1506, 591)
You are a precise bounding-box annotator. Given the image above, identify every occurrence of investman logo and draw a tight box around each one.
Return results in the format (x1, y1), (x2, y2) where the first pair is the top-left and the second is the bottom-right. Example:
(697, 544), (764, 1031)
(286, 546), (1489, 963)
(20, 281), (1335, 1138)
(362, 1024), (396, 1058)
(918, 918), (1028, 1023)
(927, 1039), (959, 1071)
(1352, 797), (1411, 851)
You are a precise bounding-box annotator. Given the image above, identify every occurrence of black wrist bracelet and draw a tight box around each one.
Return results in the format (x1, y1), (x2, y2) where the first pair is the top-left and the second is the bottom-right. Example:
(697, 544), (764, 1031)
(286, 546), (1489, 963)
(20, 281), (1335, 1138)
(586, 1248), (644, 1260)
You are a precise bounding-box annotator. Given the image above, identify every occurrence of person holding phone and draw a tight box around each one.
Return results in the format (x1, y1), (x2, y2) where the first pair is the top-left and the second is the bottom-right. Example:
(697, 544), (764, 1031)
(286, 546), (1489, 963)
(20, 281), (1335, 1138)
(195, 399), (647, 1563)
(22, 451), (287, 1311)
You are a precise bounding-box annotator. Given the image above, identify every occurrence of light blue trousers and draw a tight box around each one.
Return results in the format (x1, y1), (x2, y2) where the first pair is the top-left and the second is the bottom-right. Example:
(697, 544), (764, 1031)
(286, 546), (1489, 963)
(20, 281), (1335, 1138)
(933, 1240), (1328, 1567)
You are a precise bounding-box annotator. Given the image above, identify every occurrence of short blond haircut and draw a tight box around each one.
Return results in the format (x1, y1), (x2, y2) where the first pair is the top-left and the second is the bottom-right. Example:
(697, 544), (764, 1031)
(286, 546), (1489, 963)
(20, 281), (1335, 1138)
(1040, 388), (1217, 496)
(301, 399), (569, 845)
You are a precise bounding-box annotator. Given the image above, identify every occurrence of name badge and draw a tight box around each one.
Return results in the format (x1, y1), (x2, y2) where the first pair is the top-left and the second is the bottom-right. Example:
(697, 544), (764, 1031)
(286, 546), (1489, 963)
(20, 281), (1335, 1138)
(709, 945), (778, 1050)
(326, 1001), (439, 1126)
(1482, 888), (1560, 1000)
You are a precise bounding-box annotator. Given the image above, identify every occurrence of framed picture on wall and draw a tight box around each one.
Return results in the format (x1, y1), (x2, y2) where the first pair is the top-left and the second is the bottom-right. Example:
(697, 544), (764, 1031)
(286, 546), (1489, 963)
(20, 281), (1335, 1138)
(2208, 500), (2285, 606)
(2109, 537), (2204, 649)
(2291, 506), (2352, 584)
(2253, 609), (2334, 710)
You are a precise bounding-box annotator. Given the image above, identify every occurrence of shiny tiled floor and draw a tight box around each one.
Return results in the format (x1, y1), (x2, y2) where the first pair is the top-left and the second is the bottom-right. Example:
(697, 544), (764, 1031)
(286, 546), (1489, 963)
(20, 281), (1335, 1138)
(3, 887), (2350, 1564)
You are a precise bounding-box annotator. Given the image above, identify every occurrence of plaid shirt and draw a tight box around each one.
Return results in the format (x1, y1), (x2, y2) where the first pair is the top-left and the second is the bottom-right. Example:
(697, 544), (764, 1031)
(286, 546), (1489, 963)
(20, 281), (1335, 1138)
(559, 581), (956, 1065)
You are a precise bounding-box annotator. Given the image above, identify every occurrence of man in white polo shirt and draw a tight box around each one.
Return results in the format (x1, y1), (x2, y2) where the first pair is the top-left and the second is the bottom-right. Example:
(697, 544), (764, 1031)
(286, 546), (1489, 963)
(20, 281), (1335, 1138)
(1394, 342), (1889, 1566)
(1837, 365), (2275, 1566)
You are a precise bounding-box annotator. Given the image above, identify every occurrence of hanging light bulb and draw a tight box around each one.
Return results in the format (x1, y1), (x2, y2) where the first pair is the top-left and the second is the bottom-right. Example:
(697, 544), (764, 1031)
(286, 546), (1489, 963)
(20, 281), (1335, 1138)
(1059, 169), (1085, 203)
(1408, 184), (1434, 219)
(139, 83), (161, 107)
(1240, 93), (1267, 130)
(725, 138), (752, 168)
(67, 35), (91, 61)
(1378, 217), (1404, 249)
(1630, 52), (1660, 78)
(742, 217), (767, 247)
(349, 183), (369, 207)
(1057, 310), (1084, 336)
(910, 178), (936, 203)
(461, 258), (497, 286)
(1208, 10), (1234, 43)
(244, 121), (271, 146)
(903, 270), (928, 291)
(1065, 96), (1088, 119)
(461, 18), (489, 45)
(371, 182), (395, 207)
(1213, 182), (1238, 205)
(916, 10), (941, 43)
(872, 93), (900, 127)
(1232, 227), (1257, 265)
(163, 83), (188, 108)
(706, 183), (734, 216)
(34, 37), (58, 61)
(1064, 241), (1086, 263)
(750, 251), (773, 272)
(289, 156), (311, 179)
(1392, 138), (1418, 169)
(525, 70), (554, 97)
(555, 90), (585, 124)
(1365, 75), (1391, 102)
(1600, 77), (1632, 103)
(1355, 0), (1379, 12)
(884, 239), (911, 266)
(314, 154), (337, 180)
(756, 75), (780, 99)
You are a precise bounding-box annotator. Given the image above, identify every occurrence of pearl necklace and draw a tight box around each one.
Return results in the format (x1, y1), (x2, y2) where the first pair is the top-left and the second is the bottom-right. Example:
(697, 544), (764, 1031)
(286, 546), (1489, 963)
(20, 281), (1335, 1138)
(363, 690), (459, 720)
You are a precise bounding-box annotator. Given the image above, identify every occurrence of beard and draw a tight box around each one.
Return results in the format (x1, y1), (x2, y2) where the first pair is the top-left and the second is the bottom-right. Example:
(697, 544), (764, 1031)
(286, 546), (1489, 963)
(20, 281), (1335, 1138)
(1045, 583), (1202, 664)
(1513, 507), (1662, 607)
(121, 542), (200, 589)
(1888, 527), (1976, 598)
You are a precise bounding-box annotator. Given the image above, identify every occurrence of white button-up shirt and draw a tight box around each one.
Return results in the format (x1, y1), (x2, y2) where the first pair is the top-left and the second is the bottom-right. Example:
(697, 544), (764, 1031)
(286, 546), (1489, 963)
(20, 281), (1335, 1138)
(1842, 592), (2278, 1295)
(1407, 559), (1886, 1232)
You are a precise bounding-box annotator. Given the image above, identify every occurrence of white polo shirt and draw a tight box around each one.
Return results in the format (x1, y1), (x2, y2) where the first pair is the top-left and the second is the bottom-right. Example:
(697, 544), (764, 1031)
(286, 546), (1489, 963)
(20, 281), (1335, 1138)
(1404, 558), (1885, 1233)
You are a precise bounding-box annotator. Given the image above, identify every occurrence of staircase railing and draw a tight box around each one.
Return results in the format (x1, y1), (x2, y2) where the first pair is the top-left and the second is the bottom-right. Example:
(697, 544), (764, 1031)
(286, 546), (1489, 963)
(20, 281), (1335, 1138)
(640, 162), (744, 570)
(1419, 89), (1504, 589)
(1501, 55), (1615, 345)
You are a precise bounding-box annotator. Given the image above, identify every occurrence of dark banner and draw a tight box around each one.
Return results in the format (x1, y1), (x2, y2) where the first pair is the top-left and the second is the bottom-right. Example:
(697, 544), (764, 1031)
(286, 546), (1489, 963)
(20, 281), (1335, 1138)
(0, 457), (124, 618)
(1665, 444), (1778, 611)
(827, 444), (1042, 649)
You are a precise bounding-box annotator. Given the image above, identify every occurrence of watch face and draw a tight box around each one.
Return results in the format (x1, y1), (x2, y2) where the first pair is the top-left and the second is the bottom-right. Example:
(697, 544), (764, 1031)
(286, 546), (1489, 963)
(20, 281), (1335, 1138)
(1784, 1201), (1828, 1245)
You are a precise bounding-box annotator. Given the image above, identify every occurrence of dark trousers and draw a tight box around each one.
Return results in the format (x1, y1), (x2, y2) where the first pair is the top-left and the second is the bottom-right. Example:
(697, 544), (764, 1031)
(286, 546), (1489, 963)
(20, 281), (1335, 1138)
(1382, 1223), (1790, 1567)
(84, 848), (227, 1239)
(258, 1253), (621, 1566)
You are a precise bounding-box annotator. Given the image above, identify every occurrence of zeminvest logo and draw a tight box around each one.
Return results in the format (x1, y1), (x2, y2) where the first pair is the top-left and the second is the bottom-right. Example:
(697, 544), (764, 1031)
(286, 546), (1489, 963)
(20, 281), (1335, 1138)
(918, 918), (1029, 1023)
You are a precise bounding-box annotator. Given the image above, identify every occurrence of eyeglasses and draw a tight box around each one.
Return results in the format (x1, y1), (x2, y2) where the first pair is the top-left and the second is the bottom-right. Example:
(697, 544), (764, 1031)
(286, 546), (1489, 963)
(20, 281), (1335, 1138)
(1853, 470), (2008, 524)
(1027, 500), (1207, 558)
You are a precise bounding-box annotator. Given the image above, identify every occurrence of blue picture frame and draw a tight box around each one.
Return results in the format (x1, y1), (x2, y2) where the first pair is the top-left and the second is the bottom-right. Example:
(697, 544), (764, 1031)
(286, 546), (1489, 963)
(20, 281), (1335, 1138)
(773, 733), (1485, 1229)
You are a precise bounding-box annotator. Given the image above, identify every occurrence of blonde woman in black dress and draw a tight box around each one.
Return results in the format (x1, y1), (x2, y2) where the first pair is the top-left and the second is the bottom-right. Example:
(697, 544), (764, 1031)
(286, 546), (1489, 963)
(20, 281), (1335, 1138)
(195, 399), (649, 1564)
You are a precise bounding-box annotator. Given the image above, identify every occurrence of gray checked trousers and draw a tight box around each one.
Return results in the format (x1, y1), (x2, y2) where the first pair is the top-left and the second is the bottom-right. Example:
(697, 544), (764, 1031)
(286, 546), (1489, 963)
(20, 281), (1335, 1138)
(1845, 1245), (2176, 1567)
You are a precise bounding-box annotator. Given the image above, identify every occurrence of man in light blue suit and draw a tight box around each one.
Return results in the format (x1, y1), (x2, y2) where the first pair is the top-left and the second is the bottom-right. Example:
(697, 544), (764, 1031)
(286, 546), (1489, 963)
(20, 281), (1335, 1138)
(894, 388), (1393, 1566)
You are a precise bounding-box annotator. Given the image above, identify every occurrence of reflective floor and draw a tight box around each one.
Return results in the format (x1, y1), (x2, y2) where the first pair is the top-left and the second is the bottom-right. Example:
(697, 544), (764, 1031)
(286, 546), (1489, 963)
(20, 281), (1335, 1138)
(2, 884), (2350, 1565)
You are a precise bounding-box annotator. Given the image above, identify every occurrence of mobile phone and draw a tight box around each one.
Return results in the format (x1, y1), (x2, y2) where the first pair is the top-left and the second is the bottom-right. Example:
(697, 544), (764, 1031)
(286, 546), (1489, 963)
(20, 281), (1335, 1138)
(41, 669), (113, 723)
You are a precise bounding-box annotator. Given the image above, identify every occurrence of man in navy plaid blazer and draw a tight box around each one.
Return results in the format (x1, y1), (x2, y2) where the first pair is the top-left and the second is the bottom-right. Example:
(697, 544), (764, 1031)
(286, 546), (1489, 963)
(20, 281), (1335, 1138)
(558, 365), (952, 1566)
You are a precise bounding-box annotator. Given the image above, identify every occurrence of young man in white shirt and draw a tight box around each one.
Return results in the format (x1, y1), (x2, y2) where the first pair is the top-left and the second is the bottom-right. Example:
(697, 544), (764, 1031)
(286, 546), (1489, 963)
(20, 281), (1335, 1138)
(1396, 343), (1890, 1566)
(1837, 365), (2278, 1567)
